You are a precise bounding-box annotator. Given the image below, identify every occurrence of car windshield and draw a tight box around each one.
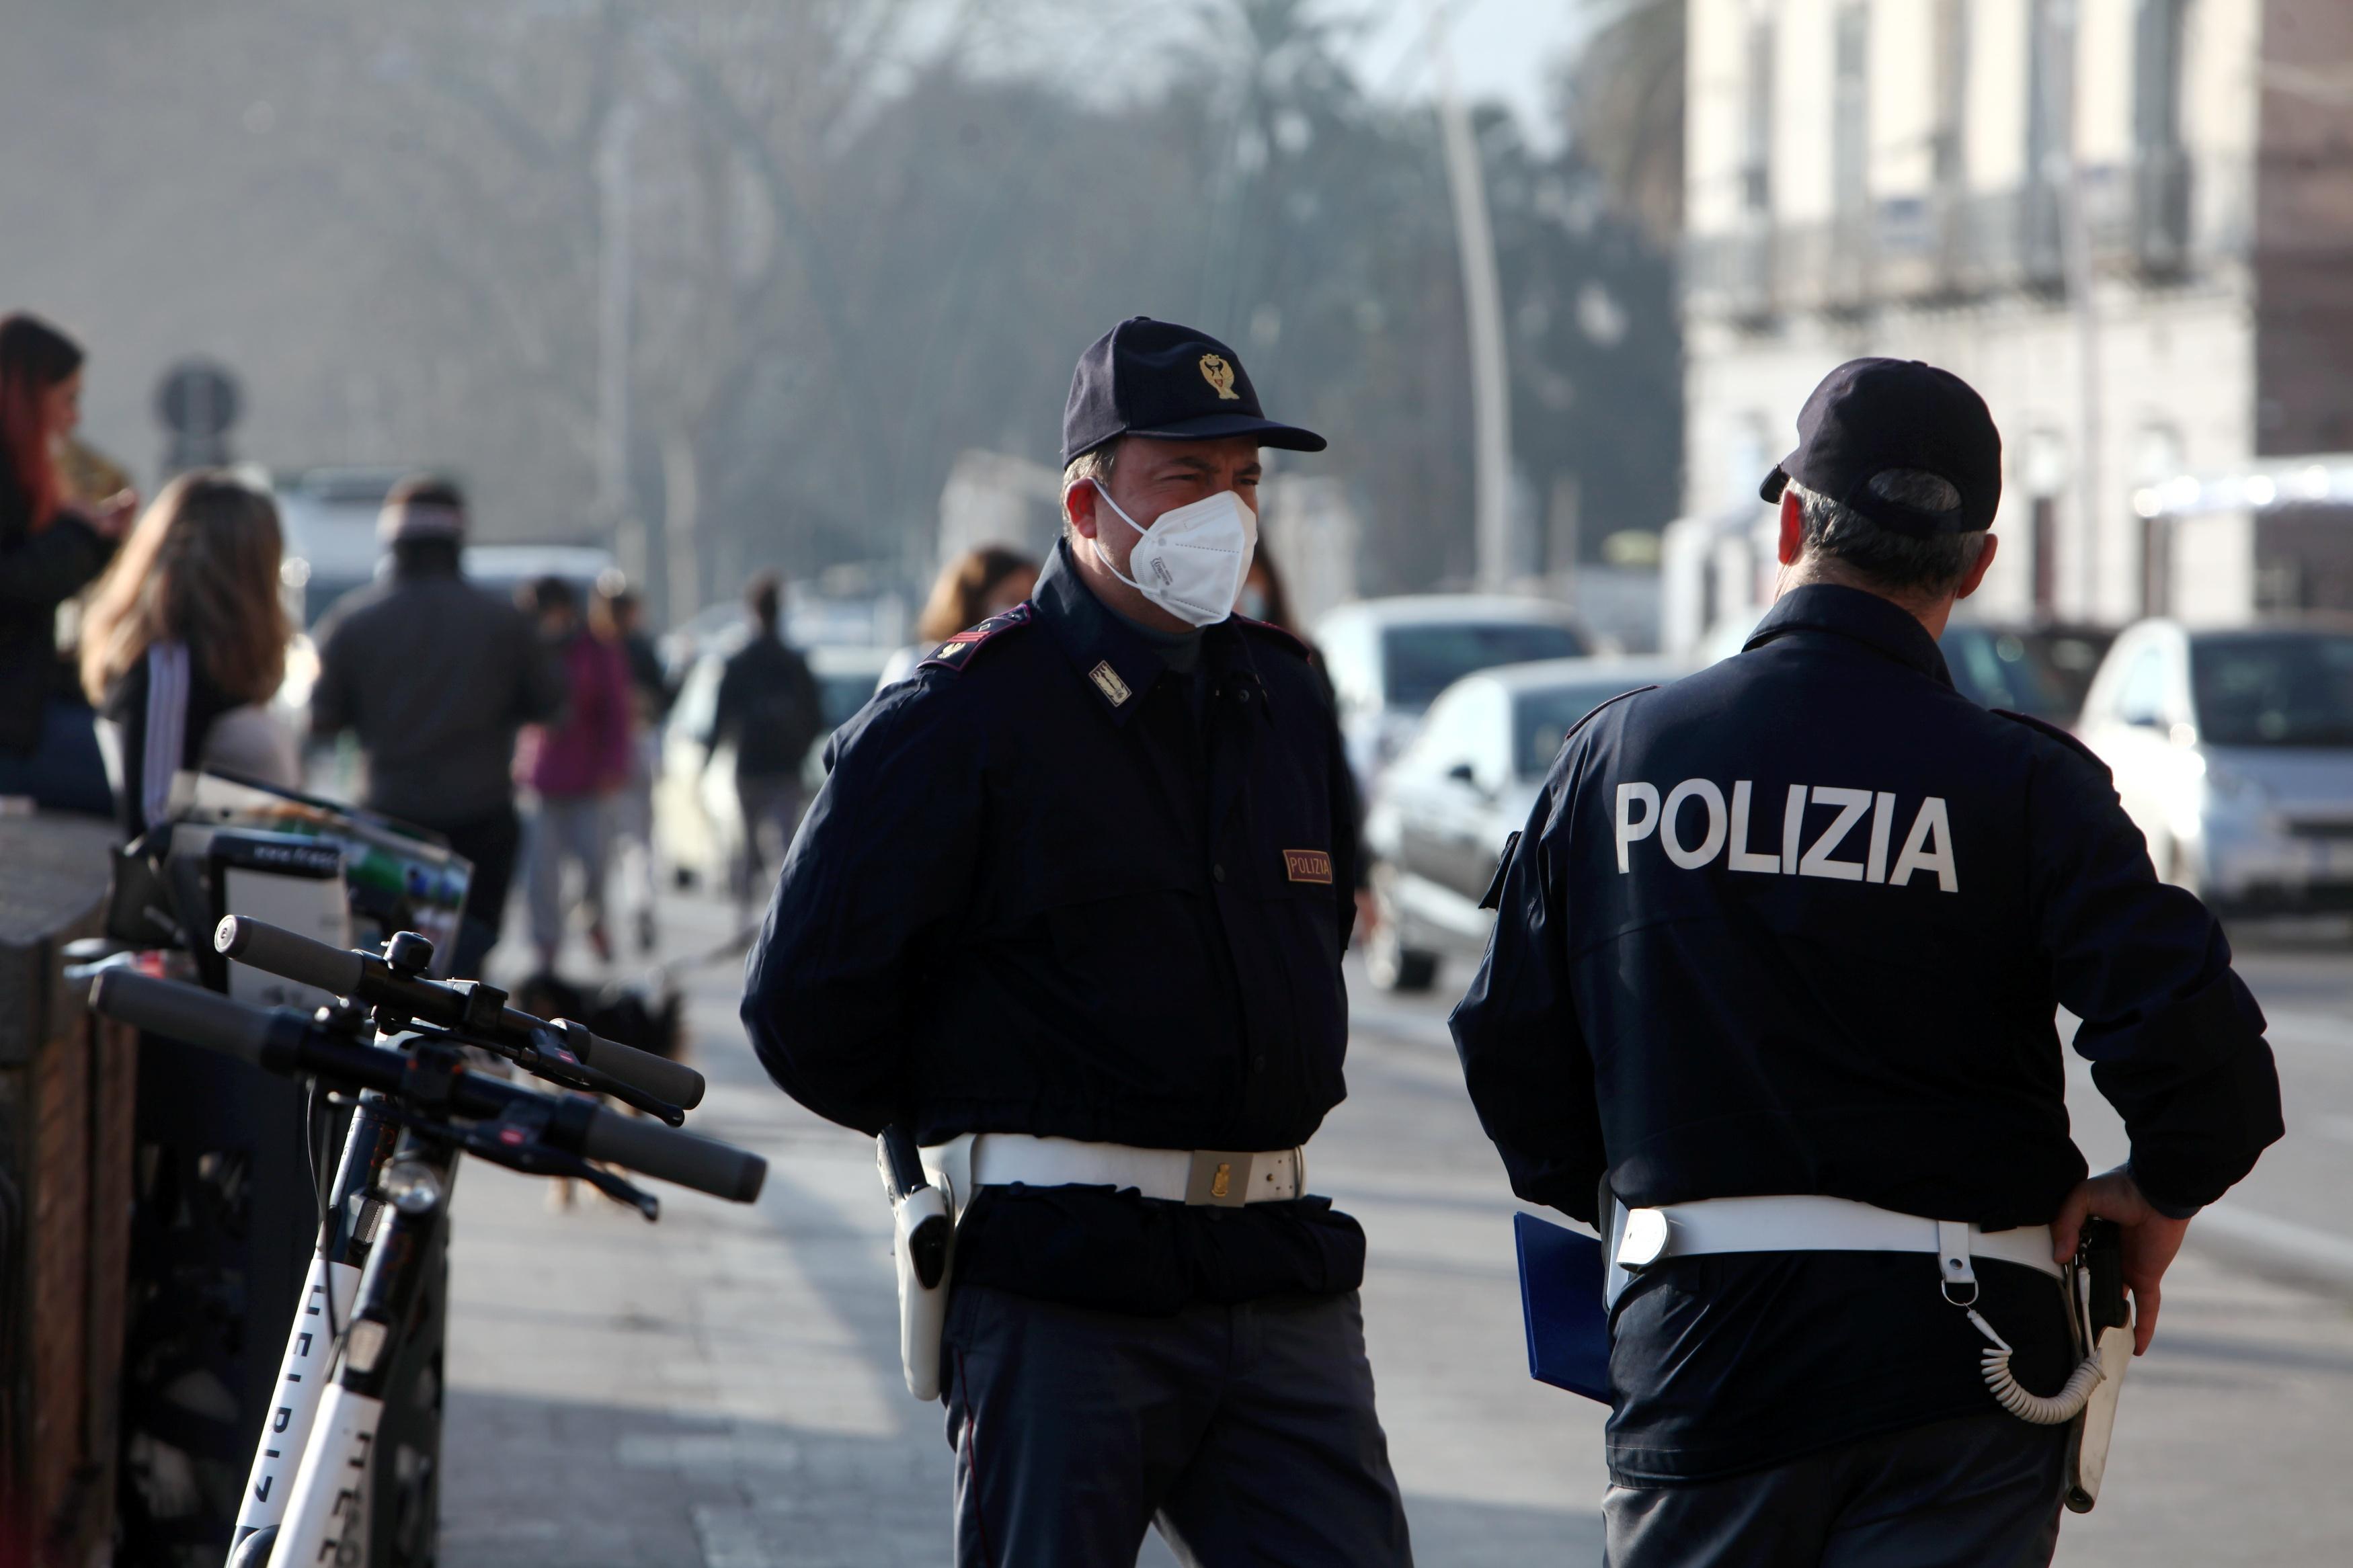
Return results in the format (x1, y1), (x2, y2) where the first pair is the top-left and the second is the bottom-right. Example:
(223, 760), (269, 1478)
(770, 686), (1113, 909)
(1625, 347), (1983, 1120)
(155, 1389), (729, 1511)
(1940, 627), (2072, 720)
(2191, 632), (2353, 747)
(2019, 628), (2114, 718)
(1383, 622), (1585, 710)
(1515, 680), (1653, 778)
(817, 669), (882, 729)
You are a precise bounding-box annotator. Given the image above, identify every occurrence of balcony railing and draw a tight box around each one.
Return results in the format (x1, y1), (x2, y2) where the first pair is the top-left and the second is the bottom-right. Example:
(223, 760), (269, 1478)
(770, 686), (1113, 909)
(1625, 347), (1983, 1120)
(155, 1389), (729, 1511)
(1683, 157), (2219, 323)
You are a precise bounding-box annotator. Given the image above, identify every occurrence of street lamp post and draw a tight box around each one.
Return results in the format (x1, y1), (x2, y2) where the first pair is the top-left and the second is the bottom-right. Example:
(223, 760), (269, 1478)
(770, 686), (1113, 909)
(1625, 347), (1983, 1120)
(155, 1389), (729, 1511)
(1425, 0), (1515, 593)
(599, 99), (643, 589)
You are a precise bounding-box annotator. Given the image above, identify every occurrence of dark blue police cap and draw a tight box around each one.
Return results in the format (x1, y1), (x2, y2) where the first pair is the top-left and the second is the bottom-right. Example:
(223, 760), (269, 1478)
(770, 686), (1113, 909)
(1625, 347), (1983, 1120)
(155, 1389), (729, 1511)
(1061, 317), (1326, 468)
(1760, 358), (2001, 536)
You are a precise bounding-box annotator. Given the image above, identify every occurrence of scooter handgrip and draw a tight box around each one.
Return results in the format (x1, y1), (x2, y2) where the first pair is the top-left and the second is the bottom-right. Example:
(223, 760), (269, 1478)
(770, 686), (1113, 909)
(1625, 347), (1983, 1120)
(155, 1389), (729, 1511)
(564, 1025), (706, 1110)
(214, 915), (366, 998)
(90, 969), (271, 1065)
(578, 1108), (765, 1203)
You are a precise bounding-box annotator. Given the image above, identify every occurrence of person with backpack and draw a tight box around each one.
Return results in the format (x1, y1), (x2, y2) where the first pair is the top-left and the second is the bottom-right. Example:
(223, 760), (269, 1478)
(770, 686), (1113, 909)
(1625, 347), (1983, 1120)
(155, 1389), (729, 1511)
(708, 571), (823, 915)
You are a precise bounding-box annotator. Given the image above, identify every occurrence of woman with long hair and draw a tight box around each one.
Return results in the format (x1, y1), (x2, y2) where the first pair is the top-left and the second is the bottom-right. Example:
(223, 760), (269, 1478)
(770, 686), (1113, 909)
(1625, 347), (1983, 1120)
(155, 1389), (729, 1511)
(81, 470), (297, 835)
(880, 544), (1041, 688)
(0, 312), (136, 811)
(915, 544), (1041, 644)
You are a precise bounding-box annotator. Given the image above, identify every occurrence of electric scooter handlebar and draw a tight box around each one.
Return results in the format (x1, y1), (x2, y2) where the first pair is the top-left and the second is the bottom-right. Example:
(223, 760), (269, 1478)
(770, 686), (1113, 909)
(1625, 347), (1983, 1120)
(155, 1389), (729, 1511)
(214, 915), (707, 1110)
(579, 1109), (768, 1204)
(89, 964), (276, 1064)
(89, 969), (765, 1204)
(215, 913), (365, 995)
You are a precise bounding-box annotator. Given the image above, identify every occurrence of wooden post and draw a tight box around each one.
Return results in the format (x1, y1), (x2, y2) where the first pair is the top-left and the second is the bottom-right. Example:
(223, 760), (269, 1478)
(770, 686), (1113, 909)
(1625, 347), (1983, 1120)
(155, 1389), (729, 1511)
(0, 815), (134, 1568)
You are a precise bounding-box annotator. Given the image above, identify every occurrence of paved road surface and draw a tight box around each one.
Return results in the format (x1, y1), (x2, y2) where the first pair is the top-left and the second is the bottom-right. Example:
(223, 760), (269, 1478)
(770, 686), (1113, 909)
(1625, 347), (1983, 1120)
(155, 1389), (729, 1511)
(441, 899), (2353, 1565)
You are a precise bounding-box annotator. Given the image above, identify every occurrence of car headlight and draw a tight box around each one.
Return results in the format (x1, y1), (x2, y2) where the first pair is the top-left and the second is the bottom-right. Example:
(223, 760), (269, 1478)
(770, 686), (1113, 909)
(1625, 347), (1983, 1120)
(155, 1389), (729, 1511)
(2187, 763), (2278, 845)
(2201, 762), (2271, 809)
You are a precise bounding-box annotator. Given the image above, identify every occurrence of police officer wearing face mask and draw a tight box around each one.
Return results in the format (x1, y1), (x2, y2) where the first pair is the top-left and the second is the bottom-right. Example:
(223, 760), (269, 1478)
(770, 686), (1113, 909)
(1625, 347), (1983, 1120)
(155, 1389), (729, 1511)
(743, 317), (1413, 1567)
(1453, 359), (2282, 1565)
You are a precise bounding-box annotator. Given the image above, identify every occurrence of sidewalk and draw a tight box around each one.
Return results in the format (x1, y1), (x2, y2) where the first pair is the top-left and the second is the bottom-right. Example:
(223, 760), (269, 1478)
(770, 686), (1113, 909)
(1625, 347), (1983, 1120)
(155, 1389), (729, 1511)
(438, 892), (2353, 1565)
(450, 893), (949, 1566)
(444, 894), (1596, 1566)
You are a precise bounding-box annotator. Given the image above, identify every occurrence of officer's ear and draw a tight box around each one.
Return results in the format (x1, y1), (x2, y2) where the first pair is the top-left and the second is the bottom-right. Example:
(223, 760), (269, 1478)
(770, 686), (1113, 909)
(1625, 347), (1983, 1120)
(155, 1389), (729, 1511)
(1064, 479), (1101, 541)
(1955, 532), (2000, 600)
(1776, 488), (1804, 566)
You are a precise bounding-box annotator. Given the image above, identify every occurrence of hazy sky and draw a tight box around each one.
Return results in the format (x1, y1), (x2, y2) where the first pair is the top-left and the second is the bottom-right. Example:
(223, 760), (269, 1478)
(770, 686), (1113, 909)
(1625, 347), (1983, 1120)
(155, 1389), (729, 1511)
(1346, 0), (1594, 148)
(948, 1), (1595, 149)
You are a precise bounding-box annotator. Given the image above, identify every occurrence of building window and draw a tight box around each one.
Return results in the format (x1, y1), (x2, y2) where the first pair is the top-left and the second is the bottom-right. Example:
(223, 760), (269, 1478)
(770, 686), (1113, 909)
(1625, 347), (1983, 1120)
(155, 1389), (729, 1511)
(1932, 1), (1970, 187)
(2024, 0), (2078, 288)
(1931, 1), (1971, 282)
(1833, 3), (1870, 220)
(2133, 0), (2188, 151)
(1741, 8), (1775, 215)
(2132, 0), (2192, 272)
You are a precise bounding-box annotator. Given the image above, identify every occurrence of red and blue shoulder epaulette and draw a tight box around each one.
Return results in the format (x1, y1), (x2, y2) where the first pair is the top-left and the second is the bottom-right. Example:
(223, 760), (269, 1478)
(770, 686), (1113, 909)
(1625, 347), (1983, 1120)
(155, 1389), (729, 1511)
(916, 603), (1037, 675)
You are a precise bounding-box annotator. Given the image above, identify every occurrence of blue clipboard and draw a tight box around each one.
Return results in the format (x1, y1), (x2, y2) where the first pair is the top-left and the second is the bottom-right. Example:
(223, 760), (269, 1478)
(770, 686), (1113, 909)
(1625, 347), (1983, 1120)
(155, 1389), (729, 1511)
(1513, 1210), (1612, 1403)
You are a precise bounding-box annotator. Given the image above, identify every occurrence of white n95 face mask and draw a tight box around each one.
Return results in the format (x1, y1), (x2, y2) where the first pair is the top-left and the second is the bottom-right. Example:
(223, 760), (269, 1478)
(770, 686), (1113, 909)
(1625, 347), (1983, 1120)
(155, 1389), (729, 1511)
(1090, 482), (1258, 628)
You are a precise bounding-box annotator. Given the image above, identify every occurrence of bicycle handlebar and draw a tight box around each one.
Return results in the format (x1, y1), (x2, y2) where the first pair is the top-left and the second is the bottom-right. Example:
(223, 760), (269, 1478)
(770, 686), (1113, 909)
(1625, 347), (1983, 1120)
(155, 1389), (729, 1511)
(215, 915), (705, 1110)
(90, 969), (764, 1204)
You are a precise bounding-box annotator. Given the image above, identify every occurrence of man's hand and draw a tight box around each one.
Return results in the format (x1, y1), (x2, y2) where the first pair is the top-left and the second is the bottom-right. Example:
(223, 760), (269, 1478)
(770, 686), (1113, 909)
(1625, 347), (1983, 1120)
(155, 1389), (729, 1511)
(2051, 1165), (2189, 1356)
(91, 487), (138, 540)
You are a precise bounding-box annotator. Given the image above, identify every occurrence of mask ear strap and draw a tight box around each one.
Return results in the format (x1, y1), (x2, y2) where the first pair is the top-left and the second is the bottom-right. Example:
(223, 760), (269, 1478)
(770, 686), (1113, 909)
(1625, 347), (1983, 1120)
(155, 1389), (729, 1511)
(1084, 480), (1151, 595)
(1090, 479), (1148, 538)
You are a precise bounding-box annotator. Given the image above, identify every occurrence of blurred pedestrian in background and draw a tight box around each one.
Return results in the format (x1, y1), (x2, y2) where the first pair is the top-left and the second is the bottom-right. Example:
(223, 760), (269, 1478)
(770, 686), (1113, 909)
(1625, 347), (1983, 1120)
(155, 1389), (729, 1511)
(57, 429), (134, 511)
(517, 574), (633, 973)
(708, 571), (822, 918)
(594, 573), (672, 954)
(81, 472), (298, 836)
(879, 544), (1041, 687)
(1237, 545), (1295, 632)
(310, 475), (561, 976)
(0, 311), (136, 814)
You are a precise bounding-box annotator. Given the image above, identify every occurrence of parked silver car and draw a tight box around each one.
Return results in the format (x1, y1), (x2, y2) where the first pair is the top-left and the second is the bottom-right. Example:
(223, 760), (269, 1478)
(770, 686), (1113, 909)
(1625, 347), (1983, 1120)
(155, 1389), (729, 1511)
(1314, 595), (1589, 794)
(2078, 620), (2353, 912)
(1361, 655), (1685, 990)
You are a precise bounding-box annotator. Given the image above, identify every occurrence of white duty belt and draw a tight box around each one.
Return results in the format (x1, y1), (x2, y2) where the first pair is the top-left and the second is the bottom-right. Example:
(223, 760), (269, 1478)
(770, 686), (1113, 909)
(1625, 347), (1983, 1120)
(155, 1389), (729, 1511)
(921, 1133), (1304, 1214)
(1600, 1191), (2131, 1490)
(1604, 1193), (2062, 1311)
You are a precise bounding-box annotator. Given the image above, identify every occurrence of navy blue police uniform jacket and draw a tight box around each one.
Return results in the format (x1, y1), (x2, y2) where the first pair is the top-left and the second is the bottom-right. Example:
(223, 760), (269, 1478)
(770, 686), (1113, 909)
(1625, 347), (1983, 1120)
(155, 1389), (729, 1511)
(742, 539), (1367, 1315)
(1451, 583), (2283, 1484)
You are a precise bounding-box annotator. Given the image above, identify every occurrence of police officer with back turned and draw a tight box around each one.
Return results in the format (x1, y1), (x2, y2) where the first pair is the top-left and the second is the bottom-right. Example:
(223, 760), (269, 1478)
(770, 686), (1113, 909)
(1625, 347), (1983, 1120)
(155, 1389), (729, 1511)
(1454, 358), (2282, 1566)
(744, 318), (1412, 1567)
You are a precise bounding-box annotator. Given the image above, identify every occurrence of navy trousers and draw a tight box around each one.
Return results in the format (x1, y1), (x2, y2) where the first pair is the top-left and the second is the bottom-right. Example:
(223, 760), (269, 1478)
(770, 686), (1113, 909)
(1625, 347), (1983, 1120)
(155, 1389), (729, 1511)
(941, 1284), (1413, 1568)
(1603, 1412), (2069, 1567)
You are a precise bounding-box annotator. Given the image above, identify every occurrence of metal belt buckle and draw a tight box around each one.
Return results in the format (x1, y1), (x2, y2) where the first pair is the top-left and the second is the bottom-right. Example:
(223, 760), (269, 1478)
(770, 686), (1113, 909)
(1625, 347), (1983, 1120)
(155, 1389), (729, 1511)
(1185, 1150), (1256, 1207)
(1616, 1208), (1671, 1271)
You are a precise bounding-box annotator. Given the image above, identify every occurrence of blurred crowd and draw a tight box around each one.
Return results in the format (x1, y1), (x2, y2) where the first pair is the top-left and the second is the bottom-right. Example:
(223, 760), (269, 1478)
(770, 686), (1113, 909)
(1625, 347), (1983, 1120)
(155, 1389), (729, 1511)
(0, 313), (735, 980)
(7, 309), (1316, 987)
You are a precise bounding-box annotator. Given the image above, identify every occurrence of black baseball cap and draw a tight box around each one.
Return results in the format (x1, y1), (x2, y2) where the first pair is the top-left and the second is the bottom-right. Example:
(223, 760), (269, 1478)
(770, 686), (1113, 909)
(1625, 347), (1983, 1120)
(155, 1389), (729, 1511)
(1061, 317), (1326, 467)
(1760, 358), (2001, 536)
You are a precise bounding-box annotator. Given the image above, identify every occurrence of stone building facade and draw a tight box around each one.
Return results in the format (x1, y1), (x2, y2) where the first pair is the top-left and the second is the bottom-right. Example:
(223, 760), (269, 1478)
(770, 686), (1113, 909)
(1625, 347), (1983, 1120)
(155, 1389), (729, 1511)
(1673, 0), (2353, 645)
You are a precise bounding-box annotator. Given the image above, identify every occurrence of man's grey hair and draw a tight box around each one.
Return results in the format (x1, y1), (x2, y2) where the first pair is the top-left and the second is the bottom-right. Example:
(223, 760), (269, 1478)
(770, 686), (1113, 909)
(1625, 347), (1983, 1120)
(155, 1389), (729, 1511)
(1061, 440), (1119, 534)
(1788, 474), (1988, 597)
